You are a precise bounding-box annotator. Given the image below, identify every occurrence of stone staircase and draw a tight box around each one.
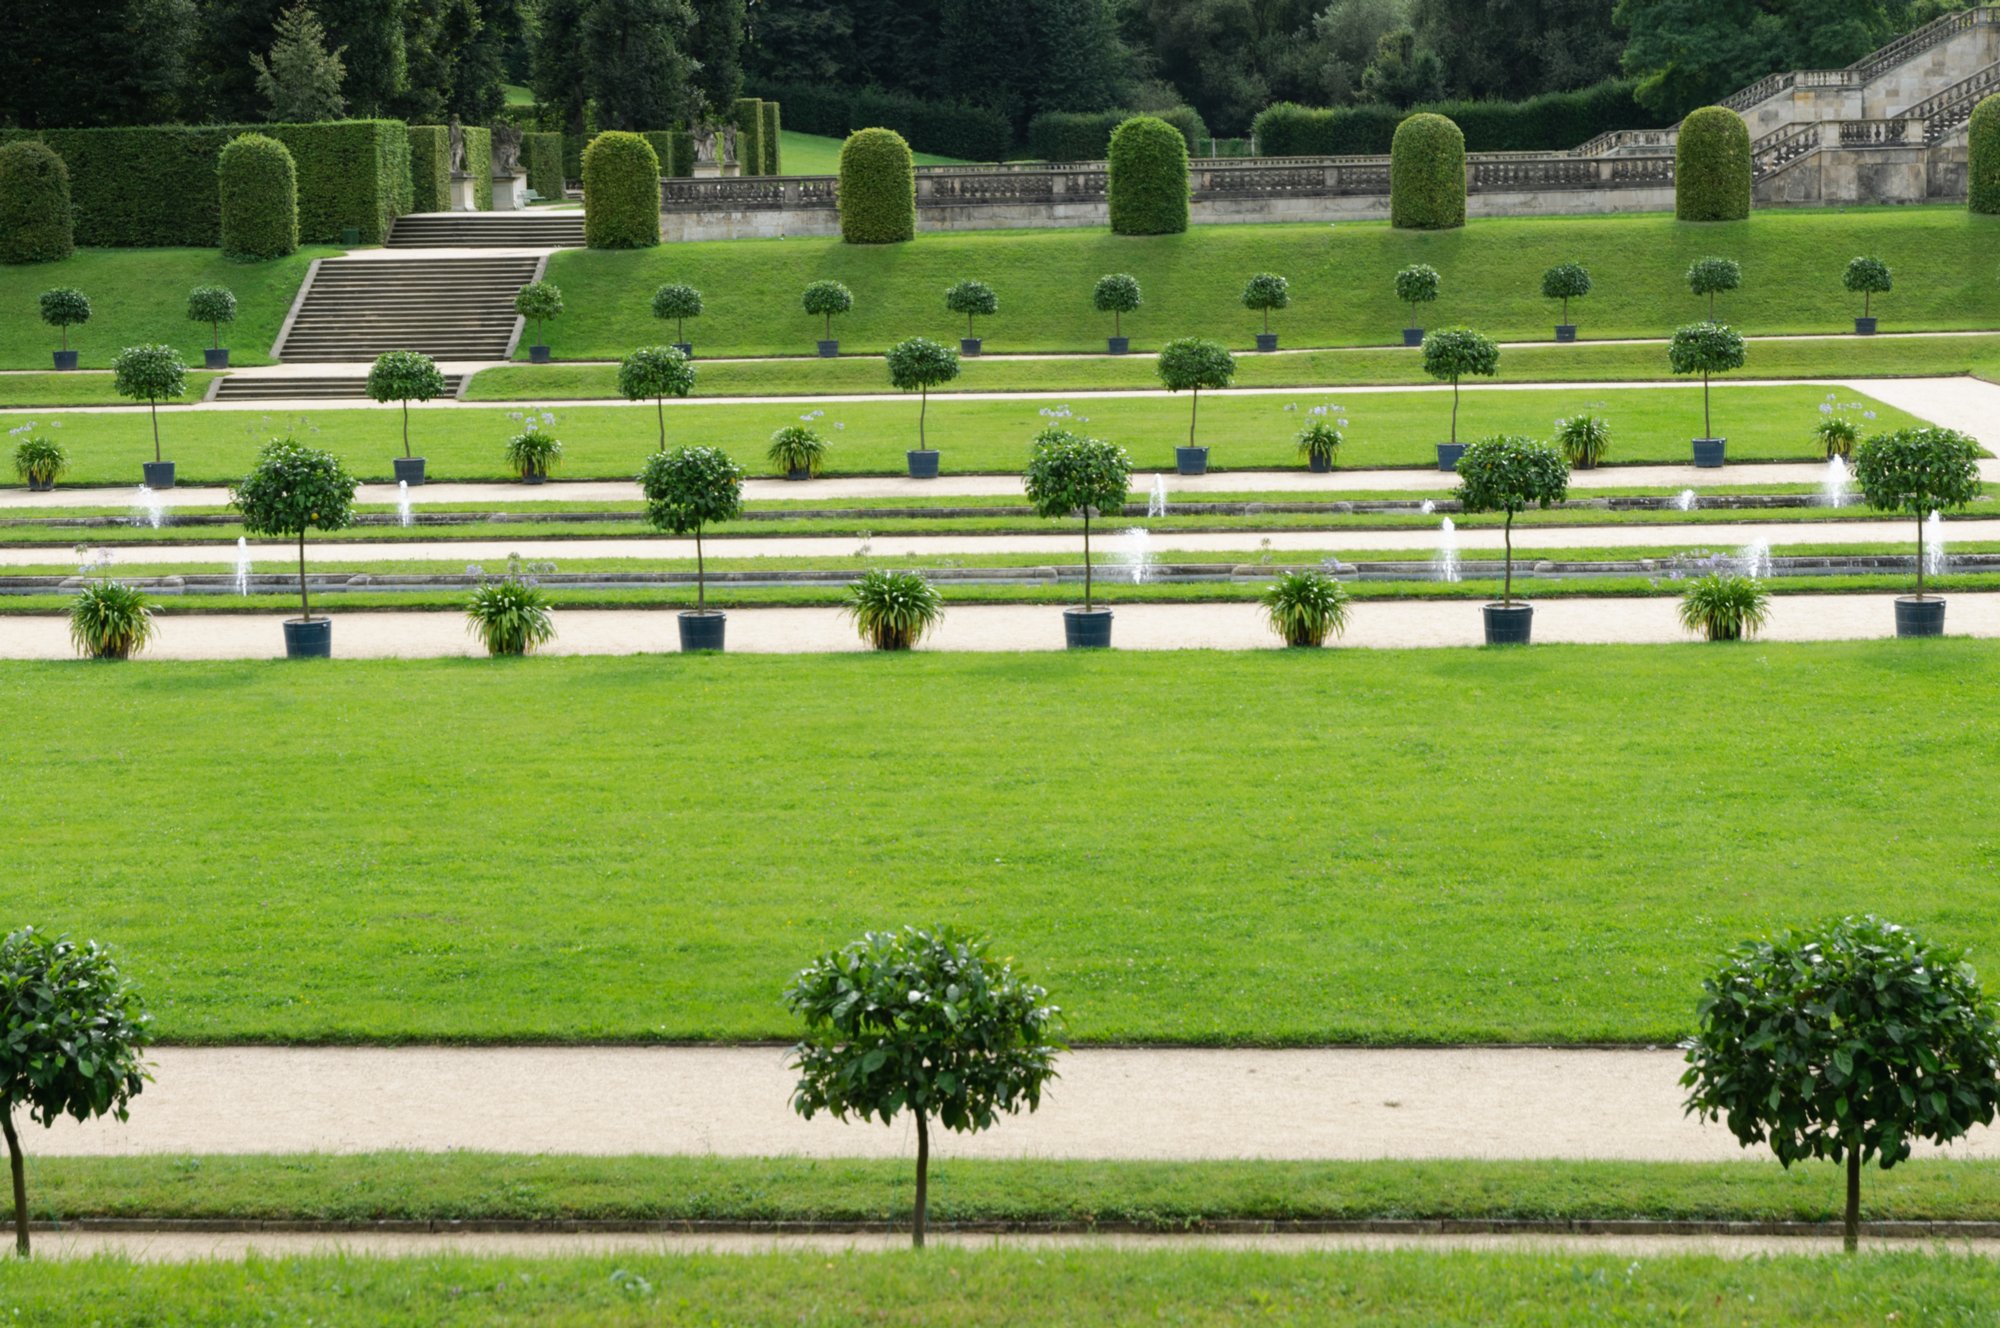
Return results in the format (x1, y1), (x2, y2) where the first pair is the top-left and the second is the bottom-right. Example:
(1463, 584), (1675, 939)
(213, 373), (468, 402)
(276, 255), (541, 363)
(387, 211), (586, 248)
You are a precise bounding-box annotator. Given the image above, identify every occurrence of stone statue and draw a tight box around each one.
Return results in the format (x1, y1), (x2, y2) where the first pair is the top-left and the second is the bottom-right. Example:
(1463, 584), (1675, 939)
(693, 125), (717, 165)
(448, 119), (466, 174)
(722, 123), (737, 167)
(492, 122), (522, 176)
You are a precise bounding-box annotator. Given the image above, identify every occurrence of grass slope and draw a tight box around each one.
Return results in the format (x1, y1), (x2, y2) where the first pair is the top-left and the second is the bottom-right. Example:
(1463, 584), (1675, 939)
(4, 641), (1997, 1043)
(537, 208), (2000, 360)
(0, 384), (1923, 485)
(778, 130), (971, 176)
(0, 248), (331, 372)
(0, 1249), (1993, 1324)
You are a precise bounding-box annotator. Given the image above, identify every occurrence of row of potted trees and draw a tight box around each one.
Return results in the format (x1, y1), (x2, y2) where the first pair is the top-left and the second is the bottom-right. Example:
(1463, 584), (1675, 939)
(37, 286), (241, 371)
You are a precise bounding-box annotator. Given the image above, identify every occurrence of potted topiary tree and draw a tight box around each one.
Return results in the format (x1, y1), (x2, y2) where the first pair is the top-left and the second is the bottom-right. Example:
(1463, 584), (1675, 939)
(1683, 915), (2000, 1254)
(1241, 272), (1289, 351)
(1844, 256), (1891, 335)
(40, 288), (89, 370)
(1454, 433), (1569, 645)
(766, 424), (827, 480)
(886, 336), (959, 478)
(1093, 273), (1141, 354)
(618, 346), (697, 452)
(1853, 425), (1982, 637)
(639, 444), (744, 651)
(366, 349), (447, 486)
(1023, 425), (1133, 648)
(1686, 257), (1739, 320)
(113, 344), (187, 489)
(230, 438), (359, 658)
(1395, 265), (1438, 347)
(651, 283), (703, 357)
(186, 285), (237, 369)
(1668, 322), (1745, 468)
(946, 279), (997, 356)
(1540, 263), (1589, 342)
(1157, 337), (1235, 476)
(515, 279), (563, 363)
(803, 279), (852, 357)
(1421, 328), (1498, 470)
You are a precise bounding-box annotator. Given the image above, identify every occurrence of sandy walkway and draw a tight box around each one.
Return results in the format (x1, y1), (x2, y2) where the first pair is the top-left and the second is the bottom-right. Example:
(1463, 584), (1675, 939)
(32, 1046), (2000, 1163)
(0, 594), (1988, 659)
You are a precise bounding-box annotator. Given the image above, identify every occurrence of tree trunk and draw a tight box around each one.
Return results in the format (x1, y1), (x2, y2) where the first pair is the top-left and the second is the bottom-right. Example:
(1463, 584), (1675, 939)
(1082, 512), (1092, 612)
(1450, 377), (1460, 445)
(150, 401), (162, 463)
(677, 316), (685, 342)
(1916, 511), (1926, 599)
(919, 387), (928, 451)
(212, 320), (222, 350)
(401, 400), (412, 459)
(1503, 511), (1514, 606)
(912, 1110), (929, 1249)
(695, 525), (706, 612)
(1113, 309), (1121, 338)
(1188, 388), (1199, 448)
(298, 528), (312, 622)
(3, 1106), (27, 1257)
(1845, 1148), (1861, 1254)
(1263, 307), (1271, 335)
(655, 397), (666, 451)
(1702, 372), (1712, 439)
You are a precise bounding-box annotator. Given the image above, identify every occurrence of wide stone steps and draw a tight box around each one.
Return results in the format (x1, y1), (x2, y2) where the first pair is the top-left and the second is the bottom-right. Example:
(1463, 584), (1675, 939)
(214, 374), (468, 401)
(277, 256), (541, 363)
(387, 212), (587, 247)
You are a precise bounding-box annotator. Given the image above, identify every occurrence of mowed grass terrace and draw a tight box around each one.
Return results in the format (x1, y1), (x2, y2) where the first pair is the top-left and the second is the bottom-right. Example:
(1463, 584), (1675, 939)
(6, 641), (1996, 1044)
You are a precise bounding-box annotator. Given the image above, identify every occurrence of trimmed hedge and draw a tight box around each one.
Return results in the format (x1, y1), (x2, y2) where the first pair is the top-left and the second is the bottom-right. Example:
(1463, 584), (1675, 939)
(563, 132), (592, 184)
(1027, 107), (1208, 162)
(463, 126), (493, 210)
(642, 132), (678, 177)
(1676, 106), (1751, 223)
(0, 121), (409, 246)
(670, 129), (694, 178)
(1107, 116), (1189, 236)
(761, 102), (781, 174)
(218, 134), (299, 260)
(1390, 113), (1465, 230)
(0, 140), (75, 264)
(1253, 79), (1661, 157)
(524, 132), (565, 200)
(838, 128), (915, 244)
(583, 131), (661, 248)
(1970, 94), (2000, 215)
(732, 98), (764, 175)
(408, 126), (450, 212)
(749, 81), (1009, 162)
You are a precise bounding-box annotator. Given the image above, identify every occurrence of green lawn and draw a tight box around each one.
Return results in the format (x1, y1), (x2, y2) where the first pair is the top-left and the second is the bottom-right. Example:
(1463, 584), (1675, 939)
(777, 129), (971, 176)
(0, 248), (331, 371)
(5, 642), (1998, 1044)
(0, 384), (1926, 485)
(0, 370), (220, 408)
(0, 1249), (1992, 1324)
(535, 208), (2000, 360)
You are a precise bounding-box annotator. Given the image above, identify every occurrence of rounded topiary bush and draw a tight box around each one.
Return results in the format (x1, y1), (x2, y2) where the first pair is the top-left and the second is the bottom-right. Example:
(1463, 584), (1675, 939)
(583, 132), (662, 250)
(0, 141), (75, 265)
(1390, 113), (1465, 231)
(217, 133), (298, 260)
(1107, 116), (1189, 236)
(1676, 106), (1751, 223)
(838, 128), (916, 244)
(1969, 94), (2000, 216)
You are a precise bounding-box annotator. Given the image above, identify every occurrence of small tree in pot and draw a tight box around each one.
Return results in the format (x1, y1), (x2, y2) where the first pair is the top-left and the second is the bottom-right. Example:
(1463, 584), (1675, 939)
(1241, 272), (1289, 351)
(515, 280), (563, 363)
(1156, 337), (1235, 475)
(803, 279), (852, 356)
(1024, 425), (1133, 648)
(639, 444), (744, 651)
(1539, 262), (1590, 342)
(186, 285), (237, 368)
(1844, 256), (1891, 335)
(1668, 322), (1745, 468)
(231, 438), (358, 657)
(651, 283), (703, 355)
(1, 927), (151, 1257)
(1394, 264), (1438, 347)
(1454, 434), (1569, 645)
(945, 279), (997, 355)
(112, 344), (187, 489)
(1686, 256), (1740, 320)
(786, 926), (1063, 1249)
(1093, 272), (1141, 353)
(1853, 425), (1982, 636)
(366, 349), (447, 485)
(39, 287), (89, 370)
(1420, 328), (1498, 470)
(886, 336), (959, 478)
(618, 346), (697, 452)
(1683, 915), (2000, 1254)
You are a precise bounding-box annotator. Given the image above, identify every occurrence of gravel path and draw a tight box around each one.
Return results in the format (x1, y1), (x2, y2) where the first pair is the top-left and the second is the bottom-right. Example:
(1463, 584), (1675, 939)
(29, 1047), (2000, 1162)
(0, 594), (1990, 659)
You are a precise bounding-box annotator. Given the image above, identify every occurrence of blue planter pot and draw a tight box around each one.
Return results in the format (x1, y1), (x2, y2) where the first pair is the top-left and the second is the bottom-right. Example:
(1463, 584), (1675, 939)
(53, 350), (78, 371)
(142, 461), (176, 489)
(816, 340), (839, 358)
(204, 347), (231, 369)
(283, 618), (332, 658)
(394, 457), (427, 486)
(907, 450), (940, 479)
(1063, 608), (1113, 648)
(1402, 328), (1423, 348)
(1436, 443), (1466, 472)
(960, 338), (982, 356)
(529, 345), (551, 364)
(1691, 438), (1727, 469)
(1254, 333), (1278, 352)
(1555, 325), (1577, 343)
(1855, 317), (1877, 336)
(673, 342), (693, 358)
(1482, 603), (1533, 646)
(1175, 446), (1209, 476)
(679, 611), (727, 652)
(1894, 597), (1945, 637)
(1106, 336), (1129, 355)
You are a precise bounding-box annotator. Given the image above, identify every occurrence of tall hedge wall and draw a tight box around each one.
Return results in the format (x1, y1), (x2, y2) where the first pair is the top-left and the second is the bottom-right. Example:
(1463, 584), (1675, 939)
(563, 132), (591, 183)
(749, 82), (1009, 162)
(0, 140), (75, 264)
(670, 129), (694, 178)
(583, 131), (661, 248)
(1107, 115), (1189, 236)
(408, 125), (449, 211)
(524, 131), (565, 199)
(462, 125), (493, 210)
(838, 127), (915, 243)
(1968, 94), (2000, 215)
(1676, 106), (1751, 222)
(732, 98), (764, 175)
(1027, 107), (1208, 161)
(761, 102), (781, 174)
(0, 120), (410, 246)
(642, 132), (678, 177)
(1389, 113), (1465, 230)
(1252, 79), (1661, 157)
